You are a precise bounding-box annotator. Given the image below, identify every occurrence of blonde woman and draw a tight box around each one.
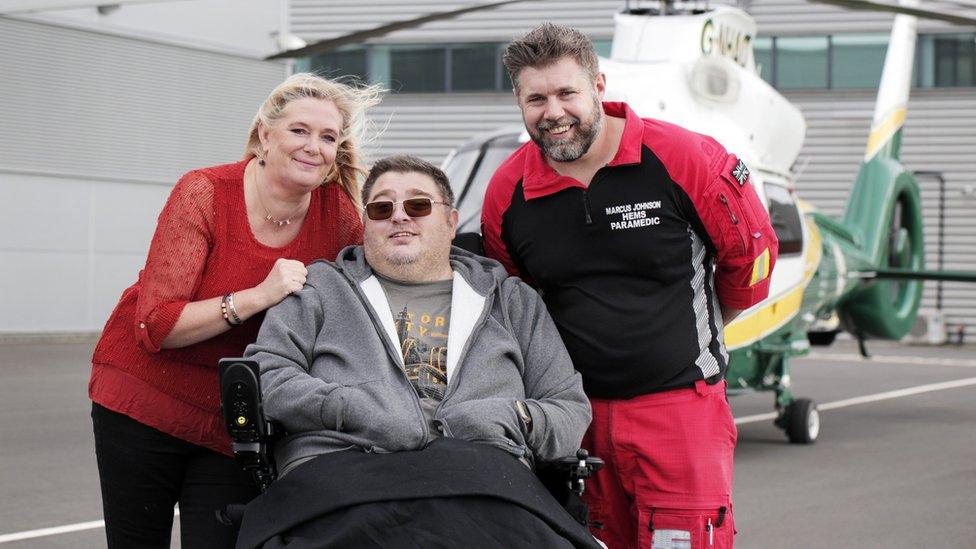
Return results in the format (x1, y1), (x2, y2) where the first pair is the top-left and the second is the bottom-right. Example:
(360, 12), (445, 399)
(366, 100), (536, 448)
(88, 74), (382, 548)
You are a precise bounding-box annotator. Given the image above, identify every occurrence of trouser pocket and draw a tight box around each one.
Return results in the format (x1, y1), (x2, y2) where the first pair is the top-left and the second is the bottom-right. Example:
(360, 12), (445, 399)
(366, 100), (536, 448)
(638, 505), (733, 549)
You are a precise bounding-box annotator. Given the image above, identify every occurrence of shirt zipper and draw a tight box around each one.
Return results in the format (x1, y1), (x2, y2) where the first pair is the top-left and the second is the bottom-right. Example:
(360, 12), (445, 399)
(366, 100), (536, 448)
(436, 291), (495, 410)
(719, 192), (747, 253)
(581, 169), (609, 226)
(347, 274), (430, 443)
(719, 193), (739, 225)
(582, 190), (594, 225)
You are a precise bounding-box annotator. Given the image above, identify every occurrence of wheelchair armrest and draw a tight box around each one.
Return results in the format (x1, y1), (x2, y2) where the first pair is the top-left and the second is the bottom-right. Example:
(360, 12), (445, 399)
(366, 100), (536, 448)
(536, 448), (604, 528)
(551, 449), (604, 497)
(219, 358), (281, 492)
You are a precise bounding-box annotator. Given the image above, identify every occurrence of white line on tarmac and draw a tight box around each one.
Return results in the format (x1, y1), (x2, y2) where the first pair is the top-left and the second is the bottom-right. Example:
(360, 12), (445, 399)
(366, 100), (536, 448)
(0, 509), (179, 544)
(5, 376), (976, 543)
(802, 352), (976, 368)
(734, 376), (976, 425)
(0, 521), (105, 543)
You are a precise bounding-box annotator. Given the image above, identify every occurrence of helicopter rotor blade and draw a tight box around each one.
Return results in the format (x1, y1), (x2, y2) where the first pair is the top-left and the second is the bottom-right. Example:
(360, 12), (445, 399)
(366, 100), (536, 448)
(266, 0), (532, 60)
(852, 268), (976, 282)
(806, 0), (976, 26)
(930, 0), (976, 9)
(0, 0), (179, 14)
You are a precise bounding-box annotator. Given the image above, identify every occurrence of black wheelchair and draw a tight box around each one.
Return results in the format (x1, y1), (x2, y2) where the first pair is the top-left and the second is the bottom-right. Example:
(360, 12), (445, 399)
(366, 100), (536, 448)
(217, 358), (605, 549)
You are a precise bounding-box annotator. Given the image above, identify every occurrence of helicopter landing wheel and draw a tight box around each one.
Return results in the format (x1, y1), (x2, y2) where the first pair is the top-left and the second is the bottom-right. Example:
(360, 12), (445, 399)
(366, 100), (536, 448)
(784, 398), (820, 444)
(807, 330), (837, 346)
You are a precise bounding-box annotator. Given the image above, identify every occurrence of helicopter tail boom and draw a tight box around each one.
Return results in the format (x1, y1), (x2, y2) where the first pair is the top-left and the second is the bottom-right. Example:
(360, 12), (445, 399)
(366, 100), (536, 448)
(864, 11), (917, 162)
(829, 5), (926, 340)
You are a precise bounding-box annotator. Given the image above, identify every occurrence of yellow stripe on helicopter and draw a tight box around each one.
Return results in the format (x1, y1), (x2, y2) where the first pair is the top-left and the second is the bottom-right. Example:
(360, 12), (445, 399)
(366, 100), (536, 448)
(863, 107), (906, 161)
(725, 204), (823, 350)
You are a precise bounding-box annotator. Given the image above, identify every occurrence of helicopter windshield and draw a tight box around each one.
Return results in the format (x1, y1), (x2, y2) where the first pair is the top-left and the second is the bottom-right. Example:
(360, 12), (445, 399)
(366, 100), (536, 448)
(444, 149), (479, 200)
(764, 183), (803, 256)
(446, 135), (522, 233)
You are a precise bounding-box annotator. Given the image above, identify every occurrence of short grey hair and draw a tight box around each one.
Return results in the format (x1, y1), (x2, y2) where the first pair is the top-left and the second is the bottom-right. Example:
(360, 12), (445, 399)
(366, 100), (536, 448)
(503, 23), (600, 92)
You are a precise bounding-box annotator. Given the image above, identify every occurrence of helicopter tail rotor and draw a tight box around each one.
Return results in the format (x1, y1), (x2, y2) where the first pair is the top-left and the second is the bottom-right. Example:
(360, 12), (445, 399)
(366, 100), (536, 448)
(838, 162), (925, 339)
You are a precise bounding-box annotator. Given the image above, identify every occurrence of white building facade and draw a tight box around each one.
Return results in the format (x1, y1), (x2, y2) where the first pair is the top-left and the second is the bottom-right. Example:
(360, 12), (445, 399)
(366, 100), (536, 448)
(0, 3), (287, 335)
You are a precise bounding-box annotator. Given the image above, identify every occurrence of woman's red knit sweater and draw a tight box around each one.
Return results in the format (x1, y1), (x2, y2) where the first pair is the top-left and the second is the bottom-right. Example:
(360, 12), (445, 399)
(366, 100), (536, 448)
(89, 159), (363, 455)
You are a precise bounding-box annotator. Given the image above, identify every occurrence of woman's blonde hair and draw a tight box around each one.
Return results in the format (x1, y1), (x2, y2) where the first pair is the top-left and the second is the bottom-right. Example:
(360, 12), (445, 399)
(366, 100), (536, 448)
(245, 73), (384, 205)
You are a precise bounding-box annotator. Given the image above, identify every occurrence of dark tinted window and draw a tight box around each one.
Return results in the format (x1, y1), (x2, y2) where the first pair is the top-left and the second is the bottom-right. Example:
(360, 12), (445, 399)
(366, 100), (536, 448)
(451, 44), (498, 91)
(933, 34), (976, 87)
(308, 48), (368, 83)
(753, 37), (773, 84)
(765, 183), (803, 255)
(776, 36), (828, 89)
(391, 47), (446, 92)
(832, 34), (887, 89)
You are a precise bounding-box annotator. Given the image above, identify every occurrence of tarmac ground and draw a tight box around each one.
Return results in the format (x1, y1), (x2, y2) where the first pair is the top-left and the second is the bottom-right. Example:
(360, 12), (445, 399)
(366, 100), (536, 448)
(1, 338), (974, 548)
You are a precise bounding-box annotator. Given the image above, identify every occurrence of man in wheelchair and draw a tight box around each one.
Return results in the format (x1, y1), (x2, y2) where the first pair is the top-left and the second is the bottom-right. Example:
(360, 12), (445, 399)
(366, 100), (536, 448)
(229, 155), (599, 548)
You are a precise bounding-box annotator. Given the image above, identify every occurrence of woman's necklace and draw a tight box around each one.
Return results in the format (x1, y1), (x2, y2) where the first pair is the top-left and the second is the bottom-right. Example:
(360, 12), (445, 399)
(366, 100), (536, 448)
(251, 168), (306, 228)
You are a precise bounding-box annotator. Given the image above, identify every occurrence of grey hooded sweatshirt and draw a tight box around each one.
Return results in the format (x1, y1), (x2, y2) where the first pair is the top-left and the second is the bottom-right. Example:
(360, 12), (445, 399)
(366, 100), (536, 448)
(244, 245), (591, 475)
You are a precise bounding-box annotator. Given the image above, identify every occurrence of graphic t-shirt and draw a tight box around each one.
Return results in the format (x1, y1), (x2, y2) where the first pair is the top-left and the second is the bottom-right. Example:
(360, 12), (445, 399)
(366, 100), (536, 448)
(375, 273), (452, 435)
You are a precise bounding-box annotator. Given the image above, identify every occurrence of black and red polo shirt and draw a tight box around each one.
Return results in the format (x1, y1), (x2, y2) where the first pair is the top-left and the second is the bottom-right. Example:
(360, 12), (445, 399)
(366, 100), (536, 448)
(482, 102), (777, 398)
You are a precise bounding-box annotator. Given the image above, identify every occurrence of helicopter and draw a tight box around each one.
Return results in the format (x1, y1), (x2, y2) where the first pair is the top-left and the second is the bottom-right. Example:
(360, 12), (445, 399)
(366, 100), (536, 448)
(270, 0), (976, 444)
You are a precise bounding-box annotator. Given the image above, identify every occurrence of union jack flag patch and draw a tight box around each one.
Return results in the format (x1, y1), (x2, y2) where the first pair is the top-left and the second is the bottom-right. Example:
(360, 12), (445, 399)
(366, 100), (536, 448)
(732, 159), (750, 186)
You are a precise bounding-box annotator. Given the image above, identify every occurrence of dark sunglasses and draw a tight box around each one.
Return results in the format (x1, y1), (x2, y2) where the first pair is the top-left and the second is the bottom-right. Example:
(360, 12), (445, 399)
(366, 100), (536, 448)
(365, 197), (451, 220)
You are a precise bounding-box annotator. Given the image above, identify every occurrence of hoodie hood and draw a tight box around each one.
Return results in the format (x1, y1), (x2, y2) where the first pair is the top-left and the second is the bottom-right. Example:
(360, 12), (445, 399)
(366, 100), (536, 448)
(333, 245), (508, 296)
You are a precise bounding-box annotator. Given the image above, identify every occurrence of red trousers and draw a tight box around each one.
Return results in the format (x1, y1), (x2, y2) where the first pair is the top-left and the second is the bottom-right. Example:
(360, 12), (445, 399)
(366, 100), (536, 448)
(582, 380), (737, 549)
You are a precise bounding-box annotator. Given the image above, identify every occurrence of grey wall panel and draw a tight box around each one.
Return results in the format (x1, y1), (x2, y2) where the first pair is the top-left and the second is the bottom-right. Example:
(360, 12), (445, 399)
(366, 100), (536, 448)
(749, 0), (976, 35)
(0, 17), (286, 333)
(0, 17), (287, 184)
(363, 94), (522, 162)
(289, 1), (976, 43)
(0, 172), (167, 332)
(291, 0), (625, 42)
(0, 249), (92, 333)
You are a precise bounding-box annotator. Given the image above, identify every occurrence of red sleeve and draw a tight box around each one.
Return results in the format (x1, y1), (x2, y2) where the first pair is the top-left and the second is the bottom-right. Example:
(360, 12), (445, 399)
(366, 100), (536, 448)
(329, 184), (364, 248)
(701, 154), (779, 309)
(481, 164), (523, 278)
(343, 210), (364, 247)
(134, 171), (215, 352)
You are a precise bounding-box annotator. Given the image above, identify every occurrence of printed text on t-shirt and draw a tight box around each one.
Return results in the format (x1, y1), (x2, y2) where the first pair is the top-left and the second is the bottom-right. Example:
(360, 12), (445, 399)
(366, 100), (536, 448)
(606, 200), (662, 231)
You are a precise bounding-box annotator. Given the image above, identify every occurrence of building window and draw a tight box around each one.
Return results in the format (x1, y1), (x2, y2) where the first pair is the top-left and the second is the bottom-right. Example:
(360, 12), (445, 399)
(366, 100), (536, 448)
(918, 33), (976, 88)
(451, 43), (498, 91)
(299, 32), (974, 93)
(832, 34), (887, 89)
(593, 39), (613, 58)
(753, 37), (774, 85)
(309, 48), (367, 81)
(776, 36), (829, 89)
(301, 37), (612, 94)
(389, 46), (446, 92)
